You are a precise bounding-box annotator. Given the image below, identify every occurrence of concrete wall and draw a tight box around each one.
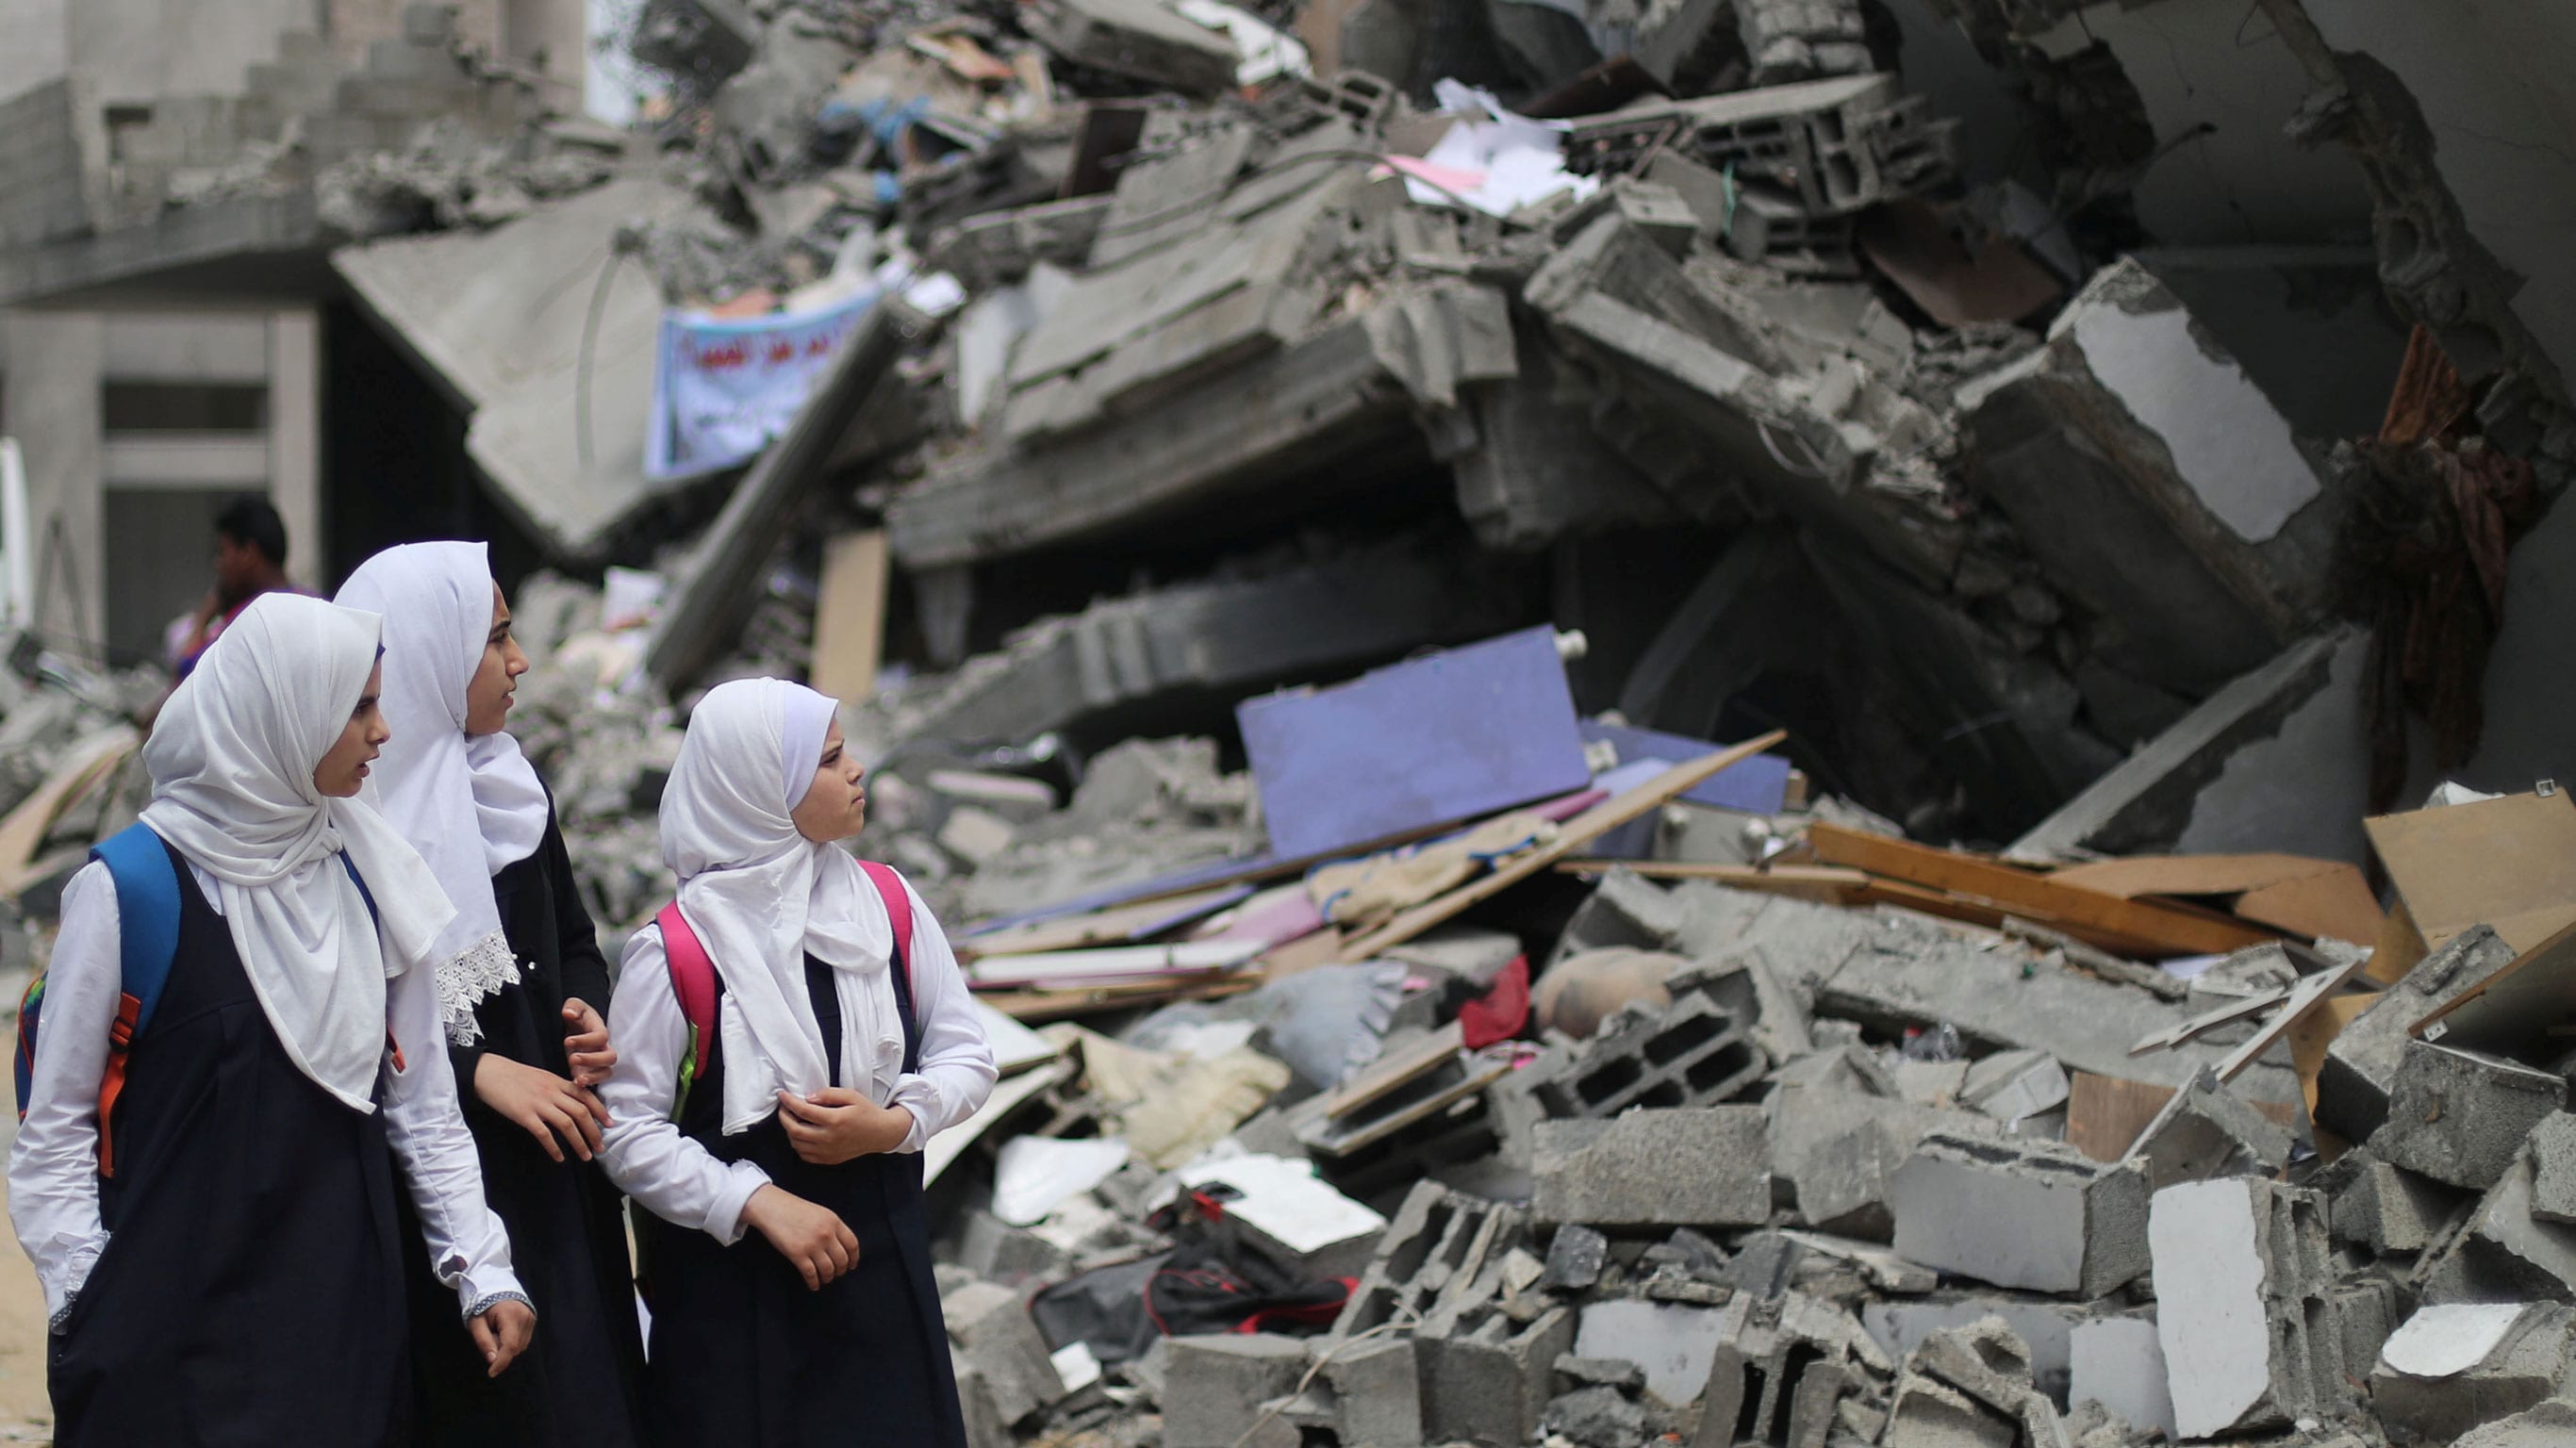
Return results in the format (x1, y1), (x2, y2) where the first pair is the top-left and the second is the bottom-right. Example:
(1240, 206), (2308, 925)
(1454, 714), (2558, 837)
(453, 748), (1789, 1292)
(0, 0), (71, 105)
(2297, 0), (2576, 402)
(65, 0), (314, 107)
(0, 312), (106, 648)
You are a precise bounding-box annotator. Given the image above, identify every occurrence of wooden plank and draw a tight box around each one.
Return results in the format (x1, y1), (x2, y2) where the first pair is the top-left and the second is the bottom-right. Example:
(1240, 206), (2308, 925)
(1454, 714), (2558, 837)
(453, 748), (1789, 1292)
(2052, 853), (2383, 945)
(1554, 861), (1870, 905)
(2410, 918), (2576, 1059)
(966, 939), (1263, 989)
(1336, 731), (1788, 962)
(966, 884), (1251, 959)
(2064, 1070), (2300, 1164)
(1808, 823), (2276, 958)
(2213, 951), (2375, 1083)
(980, 976), (1259, 1023)
(809, 530), (889, 704)
(1322, 1022), (1465, 1121)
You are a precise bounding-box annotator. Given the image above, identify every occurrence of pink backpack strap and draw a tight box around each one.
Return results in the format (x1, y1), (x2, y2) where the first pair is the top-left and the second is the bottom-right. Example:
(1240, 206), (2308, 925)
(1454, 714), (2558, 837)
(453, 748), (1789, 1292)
(855, 861), (916, 1001)
(655, 903), (720, 1121)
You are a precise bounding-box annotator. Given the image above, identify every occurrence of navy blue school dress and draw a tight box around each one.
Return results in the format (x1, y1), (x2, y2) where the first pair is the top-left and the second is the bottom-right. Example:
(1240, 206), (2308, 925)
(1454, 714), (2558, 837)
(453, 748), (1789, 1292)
(398, 808), (649, 1446)
(634, 949), (968, 1448)
(48, 837), (410, 1447)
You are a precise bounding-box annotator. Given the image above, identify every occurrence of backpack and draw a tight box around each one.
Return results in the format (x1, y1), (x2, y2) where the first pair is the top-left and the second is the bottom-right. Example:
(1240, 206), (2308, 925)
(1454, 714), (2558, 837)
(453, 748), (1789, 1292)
(655, 860), (916, 1122)
(14, 823), (384, 1177)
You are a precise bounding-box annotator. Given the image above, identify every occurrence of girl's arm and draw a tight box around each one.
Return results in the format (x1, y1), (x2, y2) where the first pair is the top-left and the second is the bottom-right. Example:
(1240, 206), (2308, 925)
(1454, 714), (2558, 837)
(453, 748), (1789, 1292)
(7, 864), (121, 1327)
(381, 934), (529, 1322)
(885, 879), (999, 1154)
(595, 928), (771, 1243)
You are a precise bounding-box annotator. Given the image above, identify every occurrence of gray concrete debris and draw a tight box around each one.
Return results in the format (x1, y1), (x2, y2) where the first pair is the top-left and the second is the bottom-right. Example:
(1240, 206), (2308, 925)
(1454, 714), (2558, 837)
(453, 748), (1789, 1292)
(2323, 1148), (2464, 1258)
(1317, 1335), (1423, 1448)
(2149, 1177), (2362, 1440)
(2371, 1303), (2576, 1445)
(942, 1279), (1067, 1426)
(1890, 1132), (2151, 1297)
(1022, 0), (1241, 94)
(1533, 1107), (1772, 1227)
(1161, 1334), (1309, 1448)
(2455, 1397), (2576, 1448)
(2067, 1315), (2175, 1442)
(2528, 1113), (2576, 1225)
(2368, 1040), (2569, 1192)
(2129, 1068), (2293, 1194)
(1883, 1317), (2066, 1448)
(1574, 1298), (1729, 1407)
(1542, 1384), (1646, 1448)
(2419, 1137), (2576, 1303)
(2317, 925), (2521, 1144)
(1693, 1291), (1857, 1448)
(1529, 992), (1765, 1119)
(1548, 865), (1687, 963)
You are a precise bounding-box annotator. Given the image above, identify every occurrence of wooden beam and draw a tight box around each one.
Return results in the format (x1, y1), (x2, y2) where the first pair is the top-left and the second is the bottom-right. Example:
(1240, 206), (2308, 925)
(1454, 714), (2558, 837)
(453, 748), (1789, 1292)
(1808, 823), (2275, 958)
(1337, 731), (1787, 961)
(809, 530), (889, 704)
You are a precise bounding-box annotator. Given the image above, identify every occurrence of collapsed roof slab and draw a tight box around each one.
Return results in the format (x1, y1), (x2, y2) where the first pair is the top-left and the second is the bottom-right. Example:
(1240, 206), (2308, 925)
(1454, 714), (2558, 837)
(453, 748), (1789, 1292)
(332, 175), (715, 561)
(886, 284), (1517, 570)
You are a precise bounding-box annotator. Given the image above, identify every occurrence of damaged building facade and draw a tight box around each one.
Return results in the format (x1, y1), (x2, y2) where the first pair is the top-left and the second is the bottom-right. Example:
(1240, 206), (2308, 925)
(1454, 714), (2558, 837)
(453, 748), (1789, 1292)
(10, 0), (2576, 1444)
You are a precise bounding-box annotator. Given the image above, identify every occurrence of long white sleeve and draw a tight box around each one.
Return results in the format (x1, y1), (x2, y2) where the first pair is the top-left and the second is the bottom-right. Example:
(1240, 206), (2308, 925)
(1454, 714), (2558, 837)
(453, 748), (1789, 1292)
(8, 864), (120, 1322)
(380, 937), (526, 1318)
(597, 928), (770, 1244)
(885, 880), (997, 1154)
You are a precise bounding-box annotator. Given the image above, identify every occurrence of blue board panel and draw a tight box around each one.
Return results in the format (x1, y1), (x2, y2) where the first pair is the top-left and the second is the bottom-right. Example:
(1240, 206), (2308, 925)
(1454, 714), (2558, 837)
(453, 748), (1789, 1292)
(1239, 626), (1593, 864)
(1577, 720), (1793, 814)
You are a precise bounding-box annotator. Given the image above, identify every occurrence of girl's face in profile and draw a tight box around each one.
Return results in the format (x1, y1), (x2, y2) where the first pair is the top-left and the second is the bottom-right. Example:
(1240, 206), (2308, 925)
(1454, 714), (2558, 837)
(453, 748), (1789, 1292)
(315, 664), (389, 798)
(790, 721), (867, 845)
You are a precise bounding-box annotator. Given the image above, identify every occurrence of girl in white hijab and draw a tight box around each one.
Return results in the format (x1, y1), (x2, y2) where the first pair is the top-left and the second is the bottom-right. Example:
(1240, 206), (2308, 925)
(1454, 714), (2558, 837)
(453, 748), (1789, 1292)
(597, 677), (995, 1448)
(338, 542), (646, 1447)
(8, 592), (533, 1447)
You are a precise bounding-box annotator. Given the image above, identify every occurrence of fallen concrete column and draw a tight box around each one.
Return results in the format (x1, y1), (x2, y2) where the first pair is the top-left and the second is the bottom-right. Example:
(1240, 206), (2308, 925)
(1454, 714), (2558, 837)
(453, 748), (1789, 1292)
(1888, 1132), (2150, 1297)
(2368, 1040), (2568, 1192)
(2150, 1177), (2352, 1439)
(1533, 1107), (1772, 1227)
(885, 536), (1529, 745)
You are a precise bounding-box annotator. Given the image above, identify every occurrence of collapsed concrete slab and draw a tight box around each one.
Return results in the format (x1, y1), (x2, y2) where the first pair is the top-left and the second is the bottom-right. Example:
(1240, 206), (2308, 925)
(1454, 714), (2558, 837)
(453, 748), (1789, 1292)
(883, 535), (1529, 745)
(1954, 258), (2342, 700)
(1889, 1132), (2150, 1297)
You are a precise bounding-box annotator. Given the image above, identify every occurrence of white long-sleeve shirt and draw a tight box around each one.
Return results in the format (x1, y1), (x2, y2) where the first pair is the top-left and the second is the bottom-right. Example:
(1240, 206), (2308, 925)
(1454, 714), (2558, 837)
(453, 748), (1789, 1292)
(8, 861), (525, 1321)
(598, 874), (996, 1244)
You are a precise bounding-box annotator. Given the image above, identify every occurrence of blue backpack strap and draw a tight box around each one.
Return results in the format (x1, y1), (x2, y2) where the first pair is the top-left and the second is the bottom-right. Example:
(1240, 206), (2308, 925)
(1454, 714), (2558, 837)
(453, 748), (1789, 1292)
(84, 824), (183, 1177)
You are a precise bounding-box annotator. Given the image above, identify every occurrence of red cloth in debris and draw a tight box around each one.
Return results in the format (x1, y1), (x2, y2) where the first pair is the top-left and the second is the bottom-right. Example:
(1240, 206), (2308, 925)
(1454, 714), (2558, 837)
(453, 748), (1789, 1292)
(1460, 955), (1530, 1049)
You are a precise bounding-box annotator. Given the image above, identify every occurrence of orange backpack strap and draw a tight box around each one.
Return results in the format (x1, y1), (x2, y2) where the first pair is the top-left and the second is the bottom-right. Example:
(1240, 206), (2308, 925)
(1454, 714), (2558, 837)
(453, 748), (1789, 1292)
(656, 904), (719, 1122)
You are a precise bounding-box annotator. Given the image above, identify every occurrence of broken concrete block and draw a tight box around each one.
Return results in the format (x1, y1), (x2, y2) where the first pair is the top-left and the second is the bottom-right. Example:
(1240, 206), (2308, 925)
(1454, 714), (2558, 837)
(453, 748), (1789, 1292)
(1162, 1334), (1310, 1448)
(2419, 1139), (2576, 1303)
(1890, 1133), (2150, 1297)
(951, 1359), (1012, 1448)
(1575, 1298), (1727, 1407)
(1860, 1294), (2095, 1408)
(1531, 994), (1766, 1119)
(1556, 1354), (1645, 1395)
(1418, 1305), (1575, 1446)
(2317, 924), (2518, 1144)
(2530, 1113), (2576, 1224)
(2368, 1040), (2568, 1191)
(1883, 1318), (2056, 1448)
(1960, 1048), (2071, 1125)
(2457, 1397), (2576, 1448)
(2067, 1316), (2175, 1441)
(1534, 1107), (1770, 1227)
(2372, 1303), (2576, 1444)
(1693, 1291), (1854, 1448)
(1332, 1180), (1526, 1341)
(1554, 864), (1686, 961)
(1542, 1224), (1610, 1293)
(2322, 1147), (2464, 1256)
(942, 1280), (1065, 1426)
(1770, 1085), (2000, 1239)
(1319, 1334), (1421, 1448)
(2129, 1069), (2293, 1193)
(2149, 1177), (2348, 1439)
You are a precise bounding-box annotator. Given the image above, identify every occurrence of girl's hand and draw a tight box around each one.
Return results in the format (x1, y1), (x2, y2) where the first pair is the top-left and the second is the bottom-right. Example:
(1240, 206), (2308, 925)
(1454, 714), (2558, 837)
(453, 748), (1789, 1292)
(468, 1297), (537, 1377)
(474, 1055), (608, 1162)
(562, 998), (616, 1087)
(738, 1185), (859, 1290)
(775, 1089), (914, 1166)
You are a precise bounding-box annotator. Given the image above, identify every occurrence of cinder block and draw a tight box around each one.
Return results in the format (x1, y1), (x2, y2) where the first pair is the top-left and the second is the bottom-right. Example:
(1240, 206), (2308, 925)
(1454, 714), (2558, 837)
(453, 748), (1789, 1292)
(2321, 1148), (2463, 1256)
(1320, 1335), (1422, 1448)
(1551, 865), (1684, 962)
(2372, 1303), (2576, 1444)
(1770, 1085), (1998, 1239)
(1692, 1292), (1853, 1448)
(2150, 1177), (2350, 1439)
(1534, 1107), (1771, 1227)
(1331, 1180), (1527, 1341)
(1889, 1132), (2150, 1297)
(2068, 1315), (2174, 1440)
(1534, 993), (1766, 1119)
(1860, 1293), (2094, 1407)
(1882, 1319), (2056, 1448)
(1420, 1304), (1575, 1444)
(942, 1279), (1065, 1426)
(2317, 925), (2516, 1143)
(2419, 1139), (2576, 1302)
(2533, 1112), (2576, 1224)
(2369, 1040), (2568, 1191)
(1163, 1334), (1310, 1448)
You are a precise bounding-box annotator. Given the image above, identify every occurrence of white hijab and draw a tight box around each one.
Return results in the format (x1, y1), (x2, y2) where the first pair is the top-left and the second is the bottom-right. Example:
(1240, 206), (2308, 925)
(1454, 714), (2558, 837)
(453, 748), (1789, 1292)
(139, 593), (458, 1112)
(659, 678), (903, 1134)
(336, 542), (552, 1045)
